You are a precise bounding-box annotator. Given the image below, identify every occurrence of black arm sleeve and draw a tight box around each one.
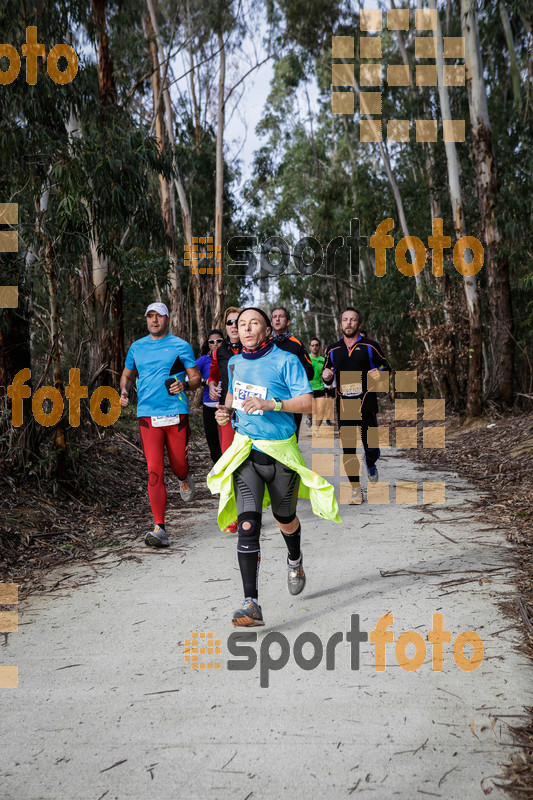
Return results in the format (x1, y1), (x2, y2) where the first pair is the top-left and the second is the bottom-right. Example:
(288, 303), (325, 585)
(372, 342), (390, 372)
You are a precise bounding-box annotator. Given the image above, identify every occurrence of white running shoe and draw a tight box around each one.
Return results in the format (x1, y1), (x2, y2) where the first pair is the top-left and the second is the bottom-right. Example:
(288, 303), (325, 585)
(179, 474), (195, 502)
(349, 486), (364, 504)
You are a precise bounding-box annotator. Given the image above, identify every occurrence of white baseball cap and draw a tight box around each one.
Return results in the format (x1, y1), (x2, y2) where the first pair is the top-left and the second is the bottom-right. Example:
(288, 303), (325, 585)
(145, 302), (169, 317)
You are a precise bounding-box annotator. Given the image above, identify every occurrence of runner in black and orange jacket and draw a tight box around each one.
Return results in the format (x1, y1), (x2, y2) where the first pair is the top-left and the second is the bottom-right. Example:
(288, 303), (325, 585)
(322, 307), (390, 503)
(270, 306), (314, 440)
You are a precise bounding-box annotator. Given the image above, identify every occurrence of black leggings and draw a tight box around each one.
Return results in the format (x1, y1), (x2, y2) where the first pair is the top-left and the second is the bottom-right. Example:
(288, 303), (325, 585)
(202, 404), (222, 464)
(336, 401), (380, 484)
(234, 449), (299, 523)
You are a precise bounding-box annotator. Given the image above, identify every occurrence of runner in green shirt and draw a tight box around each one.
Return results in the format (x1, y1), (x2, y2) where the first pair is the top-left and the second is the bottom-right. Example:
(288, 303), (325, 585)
(306, 338), (327, 432)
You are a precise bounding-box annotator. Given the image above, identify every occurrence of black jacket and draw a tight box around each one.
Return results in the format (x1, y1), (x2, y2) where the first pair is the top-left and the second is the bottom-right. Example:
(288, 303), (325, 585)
(272, 333), (315, 382)
(324, 335), (390, 414)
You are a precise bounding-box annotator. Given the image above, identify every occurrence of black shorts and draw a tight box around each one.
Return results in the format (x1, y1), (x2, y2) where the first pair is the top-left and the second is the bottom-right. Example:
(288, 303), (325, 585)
(233, 449), (299, 521)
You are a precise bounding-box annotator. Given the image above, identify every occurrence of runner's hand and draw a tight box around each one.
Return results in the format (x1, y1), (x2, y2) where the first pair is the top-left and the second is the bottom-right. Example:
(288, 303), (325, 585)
(208, 382), (221, 401)
(369, 368), (380, 381)
(215, 406), (231, 425)
(322, 367), (333, 382)
(120, 389), (129, 408)
(242, 396), (269, 414)
(169, 380), (184, 394)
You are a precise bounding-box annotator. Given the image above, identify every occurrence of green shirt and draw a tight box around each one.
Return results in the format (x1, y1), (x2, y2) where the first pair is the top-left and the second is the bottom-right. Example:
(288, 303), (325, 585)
(310, 355), (325, 391)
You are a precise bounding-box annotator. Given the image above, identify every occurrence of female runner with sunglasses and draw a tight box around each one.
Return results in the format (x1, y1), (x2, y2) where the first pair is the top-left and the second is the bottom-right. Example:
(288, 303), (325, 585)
(207, 307), (243, 532)
(196, 329), (224, 463)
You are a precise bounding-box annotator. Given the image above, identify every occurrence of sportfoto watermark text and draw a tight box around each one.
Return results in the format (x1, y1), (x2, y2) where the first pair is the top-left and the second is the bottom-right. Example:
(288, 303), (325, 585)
(226, 218), (483, 281)
(186, 613), (485, 688)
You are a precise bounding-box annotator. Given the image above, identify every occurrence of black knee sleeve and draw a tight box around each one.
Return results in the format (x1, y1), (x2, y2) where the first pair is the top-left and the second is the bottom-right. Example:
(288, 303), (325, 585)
(272, 511), (297, 525)
(237, 511), (262, 553)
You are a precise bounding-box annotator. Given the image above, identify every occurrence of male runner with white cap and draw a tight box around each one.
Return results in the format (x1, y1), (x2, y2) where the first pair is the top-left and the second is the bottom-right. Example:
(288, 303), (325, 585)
(120, 303), (201, 546)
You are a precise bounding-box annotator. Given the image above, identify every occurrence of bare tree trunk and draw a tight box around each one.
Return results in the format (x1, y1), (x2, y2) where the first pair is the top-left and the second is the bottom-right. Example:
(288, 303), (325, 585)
(429, 0), (482, 416)
(37, 185), (69, 480)
(187, 0), (201, 156)
(499, 1), (522, 109)
(213, 29), (226, 328)
(91, 0), (124, 388)
(186, 2), (207, 344)
(461, 0), (514, 406)
(91, 0), (117, 106)
(146, 0), (189, 337)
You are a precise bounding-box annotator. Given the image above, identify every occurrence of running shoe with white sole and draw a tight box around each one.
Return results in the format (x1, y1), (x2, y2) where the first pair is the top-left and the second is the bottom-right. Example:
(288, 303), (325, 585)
(287, 553), (306, 595)
(179, 474), (195, 502)
(366, 459), (379, 483)
(305, 415), (312, 428)
(232, 597), (265, 627)
(144, 525), (169, 547)
(349, 486), (364, 504)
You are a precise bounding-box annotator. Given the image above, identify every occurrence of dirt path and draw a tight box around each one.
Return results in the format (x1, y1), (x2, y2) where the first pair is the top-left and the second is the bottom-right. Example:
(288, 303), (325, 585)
(1, 428), (531, 799)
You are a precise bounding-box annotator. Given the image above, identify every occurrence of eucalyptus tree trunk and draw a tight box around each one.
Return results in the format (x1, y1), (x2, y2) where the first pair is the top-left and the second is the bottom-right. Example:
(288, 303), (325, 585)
(186, 3), (206, 343)
(374, 138), (445, 397)
(66, 111), (110, 381)
(145, 0), (205, 343)
(430, 0), (482, 416)
(145, 11), (177, 302)
(38, 185), (69, 479)
(91, 0), (124, 388)
(213, 29), (226, 328)
(461, 0), (514, 405)
(187, 0), (201, 156)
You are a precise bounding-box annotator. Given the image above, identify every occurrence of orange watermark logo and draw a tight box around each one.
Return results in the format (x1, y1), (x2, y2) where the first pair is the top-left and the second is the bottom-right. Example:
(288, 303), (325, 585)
(6, 369), (121, 428)
(0, 27), (78, 86)
(0, 583), (19, 689)
(226, 218), (483, 281)
(0, 202), (19, 309)
(184, 237), (222, 275)
(312, 370), (448, 505)
(185, 614), (484, 688)
(184, 631), (222, 669)
(332, 8), (465, 143)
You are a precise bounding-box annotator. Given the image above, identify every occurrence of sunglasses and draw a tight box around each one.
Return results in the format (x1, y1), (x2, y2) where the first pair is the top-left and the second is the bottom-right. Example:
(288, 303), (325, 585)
(208, 338), (223, 344)
(226, 319), (238, 326)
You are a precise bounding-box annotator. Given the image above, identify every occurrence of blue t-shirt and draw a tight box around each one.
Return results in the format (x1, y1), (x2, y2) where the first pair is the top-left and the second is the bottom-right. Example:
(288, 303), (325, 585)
(227, 345), (312, 441)
(125, 334), (197, 417)
(197, 354), (214, 404)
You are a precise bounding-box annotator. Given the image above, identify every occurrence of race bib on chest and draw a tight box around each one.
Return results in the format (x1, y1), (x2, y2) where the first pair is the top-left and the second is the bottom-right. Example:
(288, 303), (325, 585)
(341, 382), (363, 397)
(151, 414), (181, 427)
(232, 380), (267, 415)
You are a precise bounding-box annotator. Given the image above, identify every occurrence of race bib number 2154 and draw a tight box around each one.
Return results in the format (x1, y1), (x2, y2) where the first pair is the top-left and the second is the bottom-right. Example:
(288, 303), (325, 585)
(232, 380), (267, 415)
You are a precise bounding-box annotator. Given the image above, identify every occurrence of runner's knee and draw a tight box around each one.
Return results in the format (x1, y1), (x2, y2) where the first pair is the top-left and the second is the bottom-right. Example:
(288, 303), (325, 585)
(148, 471), (160, 487)
(237, 512), (262, 553)
(272, 511), (297, 525)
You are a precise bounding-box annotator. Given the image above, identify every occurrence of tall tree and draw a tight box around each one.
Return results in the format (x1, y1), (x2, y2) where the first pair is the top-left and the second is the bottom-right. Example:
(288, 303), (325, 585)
(461, 0), (514, 406)
(430, 0), (483, 416)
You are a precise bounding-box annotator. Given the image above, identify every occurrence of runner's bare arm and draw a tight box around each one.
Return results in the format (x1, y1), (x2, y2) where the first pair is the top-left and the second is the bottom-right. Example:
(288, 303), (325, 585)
(120, 367), (137, 407)
(215, 392), (233, 425)
(242, 392), (313, 415)
(168, 366), (202, 395)
(186, 366), (201, 391)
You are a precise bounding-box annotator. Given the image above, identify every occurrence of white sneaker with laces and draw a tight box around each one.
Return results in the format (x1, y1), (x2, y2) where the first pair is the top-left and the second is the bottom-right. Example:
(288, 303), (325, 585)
(179, 474), (195, 502)
(349, 486), (364, 504)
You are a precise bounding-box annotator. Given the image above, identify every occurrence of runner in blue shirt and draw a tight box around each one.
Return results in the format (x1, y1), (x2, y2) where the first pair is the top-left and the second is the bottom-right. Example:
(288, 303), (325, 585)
(119, 302), (201, 547)
(215, 307), (314, 626)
